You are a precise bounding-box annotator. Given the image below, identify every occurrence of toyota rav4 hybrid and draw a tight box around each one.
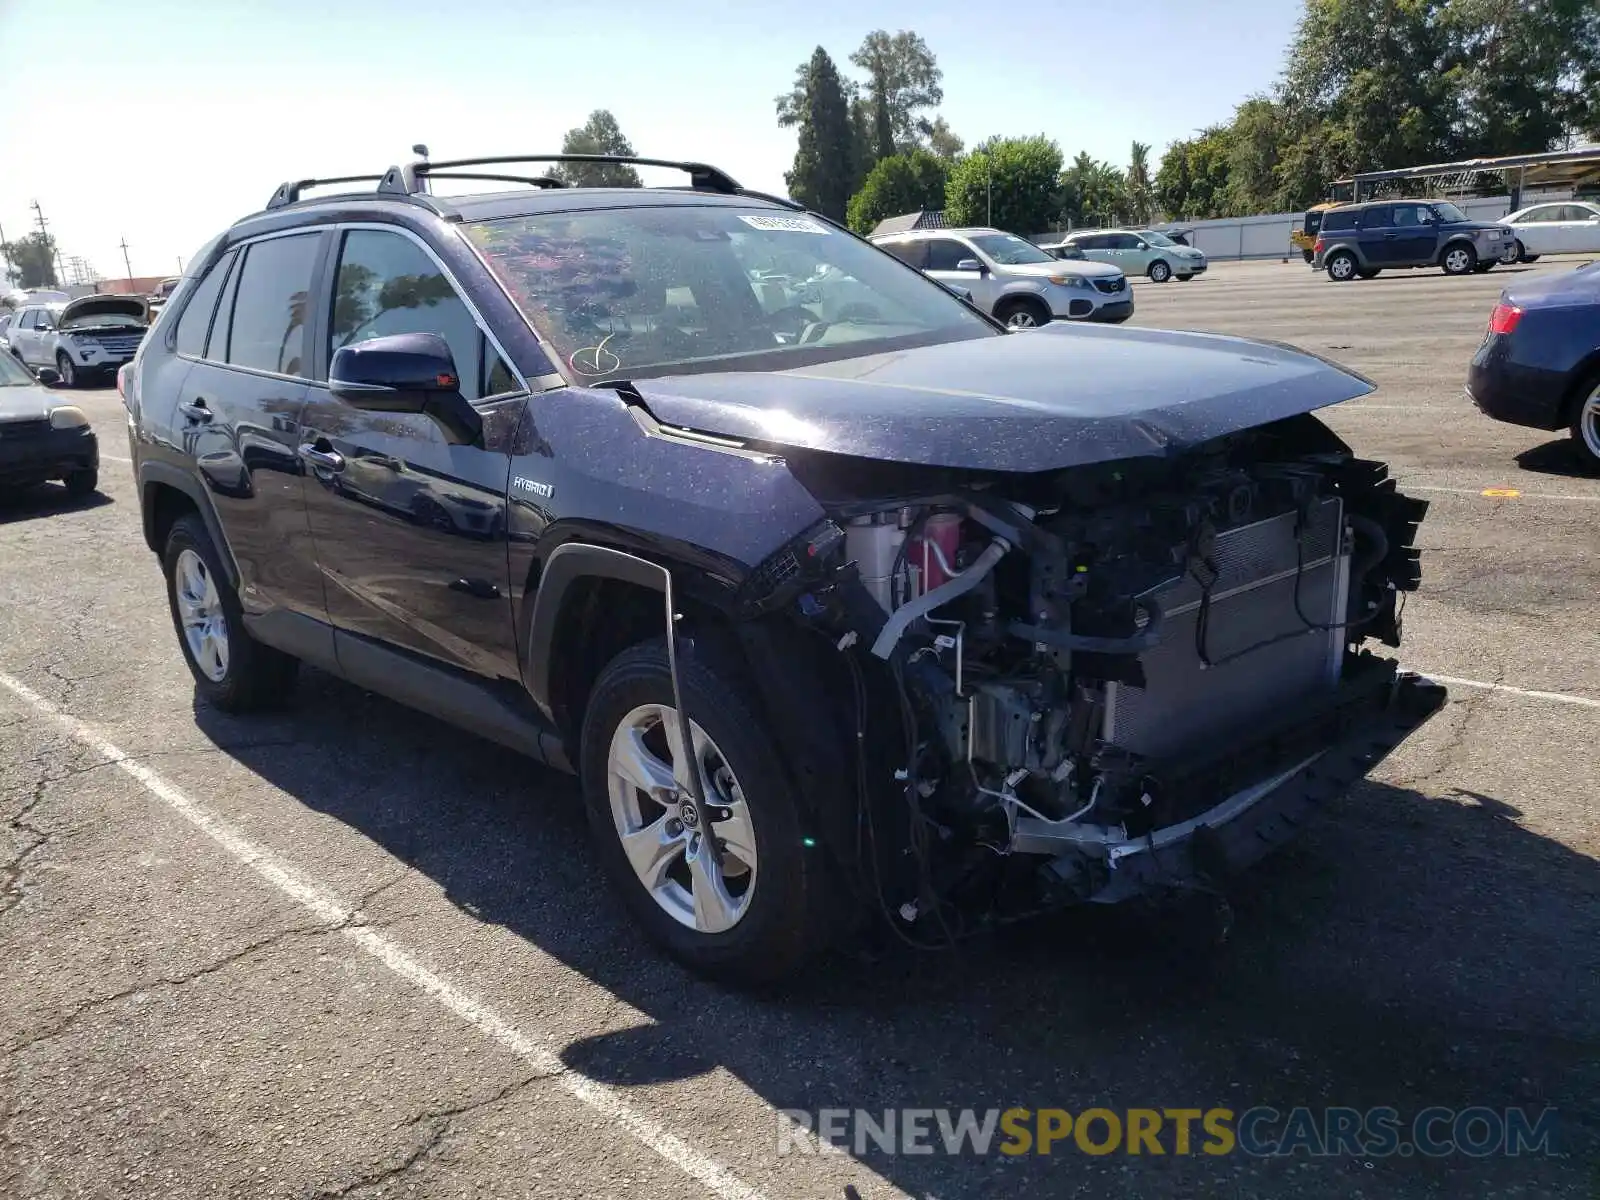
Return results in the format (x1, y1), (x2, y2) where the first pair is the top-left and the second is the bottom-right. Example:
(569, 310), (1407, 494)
(123, 154), (1444, 983)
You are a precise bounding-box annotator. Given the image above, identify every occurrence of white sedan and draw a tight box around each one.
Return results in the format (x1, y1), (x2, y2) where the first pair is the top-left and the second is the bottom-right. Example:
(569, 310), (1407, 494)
(1501, 200), (1600, 262)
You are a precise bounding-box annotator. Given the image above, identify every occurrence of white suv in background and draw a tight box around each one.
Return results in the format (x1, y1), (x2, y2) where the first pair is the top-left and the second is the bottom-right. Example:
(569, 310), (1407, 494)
(7, 295), (151, 387)
(871, 227), (1133, 328)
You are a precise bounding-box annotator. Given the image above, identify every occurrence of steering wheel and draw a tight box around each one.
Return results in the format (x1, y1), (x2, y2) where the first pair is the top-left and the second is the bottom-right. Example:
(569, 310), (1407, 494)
(765, 304), (830, 345)
(833, 302), (883, 324)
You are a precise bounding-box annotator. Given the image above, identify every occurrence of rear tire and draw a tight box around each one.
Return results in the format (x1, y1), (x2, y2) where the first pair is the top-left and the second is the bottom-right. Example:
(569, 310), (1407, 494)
(994, 296), (1050, 329)
(580, 638), (828, 983)
(1325, 251), (1358, 282)
(1148, 260), (1172, 283)
(162, 513), (298, 712)
(1356, 267), (1382, 279)
(1301, 249), (1314, 264)
(1441, 242), (1477, 276)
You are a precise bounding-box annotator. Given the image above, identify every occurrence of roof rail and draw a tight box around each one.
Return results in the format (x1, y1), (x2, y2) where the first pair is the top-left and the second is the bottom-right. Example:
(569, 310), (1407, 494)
(265, 175), (389, 211)
(376, 154), (743, 197)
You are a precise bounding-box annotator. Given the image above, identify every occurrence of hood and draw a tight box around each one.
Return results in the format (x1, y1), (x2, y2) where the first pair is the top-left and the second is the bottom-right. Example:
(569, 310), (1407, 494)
(1503, 259), (1600, 310)
(58, 294), (148, 329)
(1008, 259), (1122, 280)
(0, 382), (57, 422)
(626, 324), (1375, 473)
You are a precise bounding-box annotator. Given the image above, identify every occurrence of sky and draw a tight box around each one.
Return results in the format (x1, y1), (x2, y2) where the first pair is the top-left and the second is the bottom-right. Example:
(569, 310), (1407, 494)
(0, 0), (1302, 282)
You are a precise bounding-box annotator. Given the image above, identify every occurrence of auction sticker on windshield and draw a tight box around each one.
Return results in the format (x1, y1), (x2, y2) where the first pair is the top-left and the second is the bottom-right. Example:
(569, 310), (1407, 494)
(739, 214), (831, 234)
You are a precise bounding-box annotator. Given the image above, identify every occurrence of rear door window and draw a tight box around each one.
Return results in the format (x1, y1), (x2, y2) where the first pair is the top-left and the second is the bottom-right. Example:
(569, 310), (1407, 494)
(1359, 206), (1392, 229)
(879, 240), (927, 269)
(224, 233), (322, 377)
(174, 251), (237, 359)
(924, 239), (973, 270)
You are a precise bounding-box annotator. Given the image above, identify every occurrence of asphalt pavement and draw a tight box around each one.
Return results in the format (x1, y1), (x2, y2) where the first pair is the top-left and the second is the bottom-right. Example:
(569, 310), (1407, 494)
(2, 256), (1596, 1198)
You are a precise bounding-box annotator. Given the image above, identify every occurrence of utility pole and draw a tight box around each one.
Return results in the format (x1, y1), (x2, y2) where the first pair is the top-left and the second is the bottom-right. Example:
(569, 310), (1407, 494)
(30, 199), (66, 287)
(120, 237), (135, 294)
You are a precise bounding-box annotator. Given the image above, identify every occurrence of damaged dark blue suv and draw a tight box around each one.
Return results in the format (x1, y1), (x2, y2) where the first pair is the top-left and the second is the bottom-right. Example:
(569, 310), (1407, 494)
(124, 154), (1444, 982)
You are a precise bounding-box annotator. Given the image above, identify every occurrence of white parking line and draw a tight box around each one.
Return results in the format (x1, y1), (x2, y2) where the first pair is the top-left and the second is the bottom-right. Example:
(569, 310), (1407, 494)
(99, 453), (132, 464)
(1412, 671), (1600, 710)
(0, 670), (771, 1200)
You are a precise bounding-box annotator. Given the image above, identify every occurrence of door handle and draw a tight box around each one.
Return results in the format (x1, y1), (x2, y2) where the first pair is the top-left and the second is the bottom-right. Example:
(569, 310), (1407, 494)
(1383, 233), (1398, 239)
(178, 398), (212, 422)
(298, 443), (346, 472)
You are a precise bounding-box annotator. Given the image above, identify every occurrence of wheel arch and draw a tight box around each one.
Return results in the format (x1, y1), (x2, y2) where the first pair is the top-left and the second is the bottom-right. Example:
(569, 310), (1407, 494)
(138, 460), (240, 588)
(1436, 235), (1477, 264)
(1562, 350), (1600, 420)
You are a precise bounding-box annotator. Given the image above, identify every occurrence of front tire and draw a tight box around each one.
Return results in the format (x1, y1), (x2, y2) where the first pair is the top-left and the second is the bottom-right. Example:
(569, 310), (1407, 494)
(1325, 251), (1358, 281)
(994, 297), (1050, 329)
(580, 638), (827, 983)
(1501, 241), (1522, 266)
(162, 513), (298, 712)
(1571, 374), (1600, 470)
(63, 468), (97, 498)
(1473, 261), (1496, 274)
(54, 352), (77, 388)
(1148, 260), (1172, 283)
(1441, 243), (1477, 276)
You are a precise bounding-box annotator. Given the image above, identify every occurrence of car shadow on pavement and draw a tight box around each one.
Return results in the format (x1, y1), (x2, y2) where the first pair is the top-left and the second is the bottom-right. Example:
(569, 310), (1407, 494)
(192, 670), (1598, 1195)
(1514, 438), (1599, 480)
(0, 485), (112, 525)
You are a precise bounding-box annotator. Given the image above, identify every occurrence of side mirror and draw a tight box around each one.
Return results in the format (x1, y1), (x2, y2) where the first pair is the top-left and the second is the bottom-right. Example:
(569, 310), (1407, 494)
(329, 332), (482, 445)
(36, 367), (62, 387)
(955, 258), (985, 273)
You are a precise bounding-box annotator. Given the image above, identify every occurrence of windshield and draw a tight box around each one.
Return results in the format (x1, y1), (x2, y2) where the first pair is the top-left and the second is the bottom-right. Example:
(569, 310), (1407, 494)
(467, 206), (996, 380)
(1141, 231), (1177, 247)
(967, 233), (1054, 265)
(1431, 201), (1468, 223)
(0, 352), (36, 386)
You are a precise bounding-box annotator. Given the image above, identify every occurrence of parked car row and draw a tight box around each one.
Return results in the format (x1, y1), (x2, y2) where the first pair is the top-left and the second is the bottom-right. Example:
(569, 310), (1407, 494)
(5, 295), (151, 387)
(870, 227), (1134, 327)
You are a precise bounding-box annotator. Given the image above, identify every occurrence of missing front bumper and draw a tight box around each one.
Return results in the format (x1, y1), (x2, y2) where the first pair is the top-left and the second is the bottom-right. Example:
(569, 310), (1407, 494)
(1029, 664), (1447, 903)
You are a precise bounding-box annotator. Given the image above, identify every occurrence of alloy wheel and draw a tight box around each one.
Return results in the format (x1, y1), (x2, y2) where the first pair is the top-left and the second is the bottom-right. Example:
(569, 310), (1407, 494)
(174, 548), (229, 682)
(1445, 247), (1472, 274)
(1581, 383), (1600, 463)
(605, 703), (758, 934)
(56, 354), (75, 387)
(1005, 309), (1039, 329)
(1329, 255), (1354, 280)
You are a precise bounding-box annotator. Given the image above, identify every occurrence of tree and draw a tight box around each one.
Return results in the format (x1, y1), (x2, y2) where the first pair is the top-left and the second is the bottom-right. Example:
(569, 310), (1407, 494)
(850, 30), (943, 161)
(1152, 128), (1235, 220)
(782, 47), (858, 221)
(845, 148), (950, 234)
(2, 232), (59, 289)
(1060, 152), (1127, 227)
(945, 137), (1063, 234)
(551, 111), (642, 187)
(1124, 141), (1153, 224)
(1224, 96), (1284, 214)
(926, 116), (964, 160)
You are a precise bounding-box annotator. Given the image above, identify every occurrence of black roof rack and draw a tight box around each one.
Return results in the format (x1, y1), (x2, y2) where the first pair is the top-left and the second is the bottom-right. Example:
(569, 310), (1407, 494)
(421, 171), (567, 190)
(265, 174), (389, 211)
(377, 154), (743, 197)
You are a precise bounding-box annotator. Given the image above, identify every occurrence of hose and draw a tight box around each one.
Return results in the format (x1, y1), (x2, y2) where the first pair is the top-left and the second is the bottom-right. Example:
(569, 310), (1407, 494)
(870, 536), (1010, 660)
(1009, 595), (1166, 655)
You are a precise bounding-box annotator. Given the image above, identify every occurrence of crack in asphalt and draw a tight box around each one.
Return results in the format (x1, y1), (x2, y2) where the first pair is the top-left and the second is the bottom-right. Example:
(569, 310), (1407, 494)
(1388, 661), (1506, 791)
(5, 867), (415, 1057)
(310, 1072), (551, 1199)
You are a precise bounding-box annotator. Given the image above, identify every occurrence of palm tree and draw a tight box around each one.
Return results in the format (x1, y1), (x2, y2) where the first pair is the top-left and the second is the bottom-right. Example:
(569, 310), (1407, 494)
(1126, 141), (1153, 224)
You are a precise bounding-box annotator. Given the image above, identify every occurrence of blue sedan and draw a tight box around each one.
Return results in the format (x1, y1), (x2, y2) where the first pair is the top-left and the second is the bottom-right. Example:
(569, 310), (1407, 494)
(1468, 261), (1600, 468)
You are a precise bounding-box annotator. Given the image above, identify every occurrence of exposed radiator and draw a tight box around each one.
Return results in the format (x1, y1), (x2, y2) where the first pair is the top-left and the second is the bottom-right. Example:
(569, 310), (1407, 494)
(1104, 497), (1349, 761)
